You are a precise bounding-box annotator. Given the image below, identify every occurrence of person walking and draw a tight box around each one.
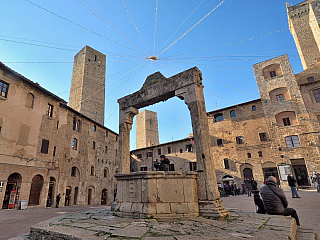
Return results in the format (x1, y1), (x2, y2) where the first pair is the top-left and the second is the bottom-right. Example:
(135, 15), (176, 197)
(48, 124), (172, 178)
(261, 176), (300, 226)
(251, 178), (258, 193)
(311, 172), (317, 189)
(287, 174), (300, 198)
(56, 193), (61, 208)
(245, 178), (252, 197)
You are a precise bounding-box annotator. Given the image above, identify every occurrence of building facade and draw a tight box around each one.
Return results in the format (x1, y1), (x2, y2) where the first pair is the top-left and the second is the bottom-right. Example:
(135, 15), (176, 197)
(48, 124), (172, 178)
(0, 46), (118, 210)
(131, 0), (320, 190)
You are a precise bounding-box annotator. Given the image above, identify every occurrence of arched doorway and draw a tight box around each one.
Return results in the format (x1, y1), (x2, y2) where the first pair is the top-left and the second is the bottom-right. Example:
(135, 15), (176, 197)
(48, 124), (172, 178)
(262, 162), (280, 184)
(74, 187), (78, 205)
(28, 175), (44, 206)
(243, 168), (253, 180)
(222, 175), (234, 185)
(65, 186), (72, 206)
(46, 177), (55, 207)
(101, 189), (107, 205)
(2, 173), (22, 209)
(88, 188), (92, 205)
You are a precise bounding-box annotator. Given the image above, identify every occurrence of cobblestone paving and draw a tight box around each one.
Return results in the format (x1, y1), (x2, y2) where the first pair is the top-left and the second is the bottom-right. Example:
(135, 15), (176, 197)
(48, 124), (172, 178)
(28, 208), (298, 240)
(223, 189), (320, 235)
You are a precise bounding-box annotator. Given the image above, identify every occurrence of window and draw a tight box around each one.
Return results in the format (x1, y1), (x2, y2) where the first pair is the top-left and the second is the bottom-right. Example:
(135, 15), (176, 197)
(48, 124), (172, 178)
(93, 125), (96, 131)
(224, 159), (230, 169)
(186, 144), (192, 152)
(189, 162), (197, 171)
(167, 147), (171, 154)
(276, 94), (284, 102)
(70, 138), (77, 150)
(214, 113), (224, 122)
(91, 165), (94, 176)
(140, 166), (147, 171)
(158, 149), (161, 155)
(0, 80), (9, 98)
(259, 132), (268, 141)
(71, 167), (77, 177)
(258, 151), (263, 157)
(217, 139), (223, 147)
(283, 117), (291, 126)
(56, 121), (59, 129)
(92, 141), (96, 149)
(116, 149), (118, 156)
(270, 70), (277, 78)
(41, 139), (49, 154)
(180, 149), (183, 153)
(137, 153), (142, 159)
(236, 136), (244, 144)
(313, 89), (320, 103)
(285, 135), (300, 147)
(147, 152), (153, 157)
(47, 104), (53, 117)
(230, 110), (236, 118)
(53, 146), (56, 156)
(247, 153), (251, 158)
(95, 55), (97, 61)
(104, 168), (109, 178)
(307, 77), (314, 82)
(116, 136), (118, 141)
(105, 146), (108, 153)
(105, 131), (108, 137)
(25, 93), (34, 108)
(169, 164), (175, 171)
(252, 105), (257, 111)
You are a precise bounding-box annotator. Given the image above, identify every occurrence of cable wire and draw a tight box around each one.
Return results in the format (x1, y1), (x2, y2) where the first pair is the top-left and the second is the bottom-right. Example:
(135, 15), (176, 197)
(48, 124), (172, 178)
(153, 0), (159, 56)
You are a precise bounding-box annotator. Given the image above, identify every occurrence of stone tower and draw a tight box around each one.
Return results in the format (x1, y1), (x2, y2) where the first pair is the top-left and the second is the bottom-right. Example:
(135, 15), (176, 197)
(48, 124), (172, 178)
(69, 46), (106, 125)
(287, 0), (320, 69)
(136, 110), (159, 149)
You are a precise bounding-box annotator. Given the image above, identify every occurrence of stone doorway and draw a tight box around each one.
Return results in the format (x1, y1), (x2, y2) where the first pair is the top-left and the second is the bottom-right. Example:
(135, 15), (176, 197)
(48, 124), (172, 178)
(46, 177), (55, 207)
(2, 173), (22, 209)
(88, 189), (92, 205)
(74, 187), (78, 205)
(262, 162), (280, 185)
(291, 159), (310, 186)
(28, 175), (44, 206)
(101, 189), (107, 205)
(65, 187), (71, 206)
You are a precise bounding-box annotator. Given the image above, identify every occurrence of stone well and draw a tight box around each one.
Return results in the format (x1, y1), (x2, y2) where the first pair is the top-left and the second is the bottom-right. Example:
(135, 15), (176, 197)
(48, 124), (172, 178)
(114, 171), (199, 218)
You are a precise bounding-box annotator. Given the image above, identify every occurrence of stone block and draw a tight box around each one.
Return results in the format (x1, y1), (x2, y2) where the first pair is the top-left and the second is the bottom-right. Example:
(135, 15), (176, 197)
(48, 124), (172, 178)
(142, 203), (157, 215)
(170, 203), (187, 214)
(182, 178), (198, 202)
(119, 202), (132, 213)
(145, 178), (158, 203)
(131, 202), (143, 213)
(186, 202), (199, 214)
(157, 178), (184, 202)
(156, 203), (171, 214)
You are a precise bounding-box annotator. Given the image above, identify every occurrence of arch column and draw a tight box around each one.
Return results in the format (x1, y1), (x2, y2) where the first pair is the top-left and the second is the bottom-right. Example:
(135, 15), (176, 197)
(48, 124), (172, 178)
(118, 107), (139, 173)
(176, 83), (228, 218)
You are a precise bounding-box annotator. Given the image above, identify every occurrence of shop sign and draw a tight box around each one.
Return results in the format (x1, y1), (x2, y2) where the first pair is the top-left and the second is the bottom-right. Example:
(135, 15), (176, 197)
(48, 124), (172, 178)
(278, 164), (293, 181)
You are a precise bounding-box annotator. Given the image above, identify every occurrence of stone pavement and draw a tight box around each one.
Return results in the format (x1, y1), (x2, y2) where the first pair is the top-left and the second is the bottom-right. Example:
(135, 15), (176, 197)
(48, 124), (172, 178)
(24, 207), (315, 240)
(223, 189), (320, 235)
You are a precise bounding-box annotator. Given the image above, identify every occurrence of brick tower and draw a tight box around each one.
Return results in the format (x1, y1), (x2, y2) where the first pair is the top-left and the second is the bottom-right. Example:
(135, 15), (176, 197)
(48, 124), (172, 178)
(136, 110), (159, 149)
(287, 0), (320, 69)
(69, 46), (106, 125)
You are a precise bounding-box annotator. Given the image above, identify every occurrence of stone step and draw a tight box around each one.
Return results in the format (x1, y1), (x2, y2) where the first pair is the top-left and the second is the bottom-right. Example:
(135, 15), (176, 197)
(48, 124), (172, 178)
(296, 226), (319, 240)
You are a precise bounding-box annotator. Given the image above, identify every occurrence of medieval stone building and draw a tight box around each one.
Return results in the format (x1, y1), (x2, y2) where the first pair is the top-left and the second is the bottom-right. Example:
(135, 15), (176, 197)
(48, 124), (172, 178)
(0, 46), (118, 209)
(130, 0), (320, 190)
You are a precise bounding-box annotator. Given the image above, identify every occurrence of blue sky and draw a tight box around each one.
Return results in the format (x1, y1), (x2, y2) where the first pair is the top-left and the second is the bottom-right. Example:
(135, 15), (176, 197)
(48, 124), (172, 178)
(0, 0), (305, 149)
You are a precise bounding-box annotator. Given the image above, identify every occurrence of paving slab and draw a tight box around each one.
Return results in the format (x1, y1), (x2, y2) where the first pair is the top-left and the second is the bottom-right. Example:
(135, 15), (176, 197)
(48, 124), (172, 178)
(27, 208), (316, 240)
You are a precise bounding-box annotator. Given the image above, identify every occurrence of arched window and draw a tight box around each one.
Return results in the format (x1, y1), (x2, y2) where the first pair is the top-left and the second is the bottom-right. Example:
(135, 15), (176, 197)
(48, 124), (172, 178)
(269, 87), (290, 102)
(262, 64), (283, 79)
(104, 168), (109, 178)
(275, 111), (297, 127)
(230, 110), (236, 118)
(73, 117), (77, 131)
(76, 120), (81, 132)
(72, 138), (78, 150)
(91, 165), (94, 176)
(214, 113), (224, 122)
(26, 93), (34, 108)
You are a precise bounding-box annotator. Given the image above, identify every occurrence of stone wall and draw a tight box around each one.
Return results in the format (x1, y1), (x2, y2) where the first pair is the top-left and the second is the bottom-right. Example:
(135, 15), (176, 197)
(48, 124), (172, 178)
(114, 171), (199, 218)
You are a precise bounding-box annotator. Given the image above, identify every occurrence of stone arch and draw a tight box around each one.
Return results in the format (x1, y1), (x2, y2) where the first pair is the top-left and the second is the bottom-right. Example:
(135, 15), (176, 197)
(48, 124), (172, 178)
(269, 87), (290, 102)
(28, 174), (44, 206)
(262, 63), (283, 79)
(25, 93), (34, 108)
(117, 67), (221, 203)
(275, 111), (298, 127)
(240, 163), (253, 180)
(2, 172), (22, 209)
(87, 185), (95, 205)
(101, 188), (108, 205)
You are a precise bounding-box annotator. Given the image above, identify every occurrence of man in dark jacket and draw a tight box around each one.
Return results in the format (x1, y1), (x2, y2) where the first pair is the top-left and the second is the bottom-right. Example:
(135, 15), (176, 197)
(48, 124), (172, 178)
(154, 155), (170, 171)
(287, 174), (300, 198)
(261, 176), (300, 226)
